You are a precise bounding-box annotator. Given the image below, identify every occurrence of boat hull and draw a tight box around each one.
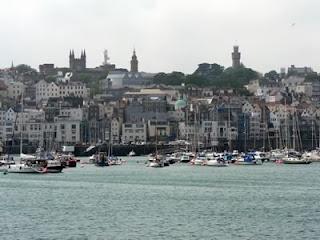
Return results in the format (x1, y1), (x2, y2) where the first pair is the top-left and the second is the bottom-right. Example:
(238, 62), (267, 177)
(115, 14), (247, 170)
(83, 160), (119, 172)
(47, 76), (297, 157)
(206, 161), (228, 167)
(7, 165), (47, 174)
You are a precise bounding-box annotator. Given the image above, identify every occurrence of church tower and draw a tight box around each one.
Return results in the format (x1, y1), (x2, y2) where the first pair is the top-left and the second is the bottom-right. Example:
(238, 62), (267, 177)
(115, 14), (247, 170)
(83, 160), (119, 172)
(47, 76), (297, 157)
(69, 49), (86, 71)
(69, 50), (75, 70)
(130, 49), (138, 73)
(232, 46), (241, 68)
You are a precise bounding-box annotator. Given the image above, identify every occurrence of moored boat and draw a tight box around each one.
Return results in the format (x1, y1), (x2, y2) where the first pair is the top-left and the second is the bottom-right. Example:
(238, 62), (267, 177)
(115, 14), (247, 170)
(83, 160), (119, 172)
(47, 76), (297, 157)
(128, 150), (136, 157)
(206, 159), (229, 167)
(7, 159), (47, 174)
(234, 154), (263, 165)
(282, 157), (311, 164)
(46, 160), (64, 173)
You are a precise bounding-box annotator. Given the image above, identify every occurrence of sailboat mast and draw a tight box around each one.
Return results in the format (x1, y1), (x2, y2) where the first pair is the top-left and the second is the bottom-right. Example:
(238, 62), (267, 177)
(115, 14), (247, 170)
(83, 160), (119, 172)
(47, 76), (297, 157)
(228, 101), (231, 152)
(311, 118), (314, 149)
(292, 109), (296, 150)
(20, 92), (24, 155)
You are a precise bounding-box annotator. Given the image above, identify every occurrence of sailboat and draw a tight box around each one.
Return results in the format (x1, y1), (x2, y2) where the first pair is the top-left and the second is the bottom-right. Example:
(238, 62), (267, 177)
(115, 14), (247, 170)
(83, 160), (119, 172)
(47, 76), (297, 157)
(7, 94), (47, 174)
(147, 110), (165, 168)
(281, 108), (310, 164)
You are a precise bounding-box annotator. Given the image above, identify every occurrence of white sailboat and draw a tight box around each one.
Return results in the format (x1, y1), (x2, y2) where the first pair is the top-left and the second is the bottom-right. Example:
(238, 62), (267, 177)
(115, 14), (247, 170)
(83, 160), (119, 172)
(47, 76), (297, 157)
(7, 93), (47, 174)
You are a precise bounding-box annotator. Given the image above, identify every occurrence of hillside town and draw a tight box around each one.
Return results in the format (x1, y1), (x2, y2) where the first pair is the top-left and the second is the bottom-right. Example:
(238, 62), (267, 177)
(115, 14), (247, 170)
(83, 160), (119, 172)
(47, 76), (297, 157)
(1, 46), (320, 155)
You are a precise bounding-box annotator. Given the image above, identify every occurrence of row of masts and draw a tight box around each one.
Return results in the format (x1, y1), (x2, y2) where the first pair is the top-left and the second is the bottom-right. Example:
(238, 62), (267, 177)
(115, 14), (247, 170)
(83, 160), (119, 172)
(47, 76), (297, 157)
(184, 100), (320, 152)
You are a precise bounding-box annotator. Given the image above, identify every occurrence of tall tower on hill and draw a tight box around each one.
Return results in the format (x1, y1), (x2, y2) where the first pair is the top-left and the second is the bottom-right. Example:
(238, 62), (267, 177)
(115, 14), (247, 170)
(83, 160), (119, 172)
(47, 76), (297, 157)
(130, 49), (138, 73)
(232, 46), (241, 68)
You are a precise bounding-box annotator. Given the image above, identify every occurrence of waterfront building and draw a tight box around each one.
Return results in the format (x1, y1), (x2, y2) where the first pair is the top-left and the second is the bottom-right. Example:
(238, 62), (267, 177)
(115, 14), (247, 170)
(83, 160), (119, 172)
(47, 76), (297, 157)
(147, 120), (170, 142)
(121, 122), (147, 144)
(54, 116), (81, 146)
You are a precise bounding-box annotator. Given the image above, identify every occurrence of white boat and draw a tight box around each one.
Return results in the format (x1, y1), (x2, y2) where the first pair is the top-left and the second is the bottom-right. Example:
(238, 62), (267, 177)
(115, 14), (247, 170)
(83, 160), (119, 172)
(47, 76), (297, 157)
(191, 153), (206, 166)
(147, 155), (165, 168)
(149, 161), (164, 168)
(206, 159), (229, 167)
(180, 154), (191, 163)
(89, 154), (97, 163)
(282, 156), (311, 164)
(128, 150), (136, 157)
(302, 151), (320, 162)
(0, 155), (16, 172)
(166, 152), (180, 164)
(234, 154), (263, 165)
(7, 159), (47, 174)
(46, 160), (63, 173)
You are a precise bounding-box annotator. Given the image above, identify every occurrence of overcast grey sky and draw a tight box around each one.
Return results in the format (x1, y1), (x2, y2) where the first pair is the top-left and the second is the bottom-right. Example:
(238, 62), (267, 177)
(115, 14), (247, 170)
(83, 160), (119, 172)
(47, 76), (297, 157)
(0, 0), (319, 73)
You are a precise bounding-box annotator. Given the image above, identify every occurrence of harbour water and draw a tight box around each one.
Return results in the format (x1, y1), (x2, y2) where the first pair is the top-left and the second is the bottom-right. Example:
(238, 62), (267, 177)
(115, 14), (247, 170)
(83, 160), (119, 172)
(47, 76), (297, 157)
(1, 157), (320, 240)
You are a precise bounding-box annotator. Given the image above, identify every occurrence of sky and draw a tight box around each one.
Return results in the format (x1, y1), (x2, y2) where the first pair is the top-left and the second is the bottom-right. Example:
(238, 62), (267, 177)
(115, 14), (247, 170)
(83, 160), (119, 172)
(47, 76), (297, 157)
(0, 0), (319, 74)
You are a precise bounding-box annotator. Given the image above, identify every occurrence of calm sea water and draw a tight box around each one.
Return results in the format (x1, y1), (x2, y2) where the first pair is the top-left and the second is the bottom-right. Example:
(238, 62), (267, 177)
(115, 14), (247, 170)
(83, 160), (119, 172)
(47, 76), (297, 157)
(1, 157), (320, 240)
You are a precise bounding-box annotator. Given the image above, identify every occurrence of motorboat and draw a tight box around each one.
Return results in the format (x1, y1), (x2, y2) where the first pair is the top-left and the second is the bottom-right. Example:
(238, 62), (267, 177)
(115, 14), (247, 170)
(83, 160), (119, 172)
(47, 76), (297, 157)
(206, 158), (229, 167)
(282, 156), (311, 164)
(147, 154), (165, 168)
(46, 160), (63, 173)
(191, 153), (206, 166)
(128, 150), (136, 157)
(234, 154), (263, 165)
(94, 152), (109, 167)
(302, 151), (320, 162)
(166, 153), (180, 164)
(108, 156), (122, 165)
(57, 154), (77, 167)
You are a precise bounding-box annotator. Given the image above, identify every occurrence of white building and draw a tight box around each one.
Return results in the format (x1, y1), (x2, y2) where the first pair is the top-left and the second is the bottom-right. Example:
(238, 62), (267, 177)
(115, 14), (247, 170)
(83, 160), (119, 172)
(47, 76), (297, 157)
(7, 81), (25, 99)
(200, 121), (219, 147)
(36, 80), (60, 102)
(0, 108), (45, 144)
(59, 82), (89, 99)
(54, 116), (81, 145)
(122, 123), (147, 144)
(110, 118), (122, 144)
(36, 80), (89, 103)
(0, 108), (16, 142)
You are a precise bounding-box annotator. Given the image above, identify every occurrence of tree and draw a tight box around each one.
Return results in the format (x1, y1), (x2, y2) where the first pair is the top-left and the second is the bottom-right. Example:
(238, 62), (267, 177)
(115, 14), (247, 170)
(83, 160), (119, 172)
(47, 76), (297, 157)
(15, 64), (37, 74)
(264, 70), (280, 81)
(185, 74), (207, 87)
(153, 72), (185, 86)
